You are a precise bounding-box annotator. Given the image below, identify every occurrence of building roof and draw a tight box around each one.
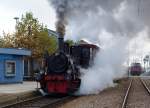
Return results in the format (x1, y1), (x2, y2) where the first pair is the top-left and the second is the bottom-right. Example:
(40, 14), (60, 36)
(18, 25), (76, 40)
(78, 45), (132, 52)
(0, 48), (31, 56)
(78, 39), (100, 49)
(48, 29), (58, 37)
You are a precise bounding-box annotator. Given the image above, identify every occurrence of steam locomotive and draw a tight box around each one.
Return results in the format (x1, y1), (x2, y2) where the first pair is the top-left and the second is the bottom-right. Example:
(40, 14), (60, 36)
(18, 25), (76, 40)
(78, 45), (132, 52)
(37, 35), (99, 95)
(129, 63), (144, 76)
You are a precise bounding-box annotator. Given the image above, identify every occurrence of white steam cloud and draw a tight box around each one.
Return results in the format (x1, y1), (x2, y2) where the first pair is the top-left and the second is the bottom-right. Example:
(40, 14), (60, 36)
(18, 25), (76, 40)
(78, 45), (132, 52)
(79, 36), (129, 94)
(48, 0), (150, 94)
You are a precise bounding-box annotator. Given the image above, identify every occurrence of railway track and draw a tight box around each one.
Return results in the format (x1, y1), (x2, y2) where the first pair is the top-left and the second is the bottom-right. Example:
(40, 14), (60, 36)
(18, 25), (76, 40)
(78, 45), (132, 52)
(1, 95), (75, 108)
(121, 77), (150, 108)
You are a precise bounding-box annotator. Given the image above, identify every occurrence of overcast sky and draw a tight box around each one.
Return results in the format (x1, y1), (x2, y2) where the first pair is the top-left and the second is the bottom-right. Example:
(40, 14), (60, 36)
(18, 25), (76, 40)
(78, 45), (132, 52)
(0, 0), (56, 36)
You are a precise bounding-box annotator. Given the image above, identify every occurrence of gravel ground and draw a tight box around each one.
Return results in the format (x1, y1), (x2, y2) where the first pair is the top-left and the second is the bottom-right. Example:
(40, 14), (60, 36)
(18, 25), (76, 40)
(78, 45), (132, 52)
(0, 91), (40, 107)
(126, 78), (150, 108)
(55, 78), (130, 108)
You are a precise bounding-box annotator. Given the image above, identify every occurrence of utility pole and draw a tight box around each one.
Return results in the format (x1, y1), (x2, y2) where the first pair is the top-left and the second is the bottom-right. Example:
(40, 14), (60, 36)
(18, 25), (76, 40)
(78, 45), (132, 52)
(14, 17), (19, 23)
(14, 17), (19, 30)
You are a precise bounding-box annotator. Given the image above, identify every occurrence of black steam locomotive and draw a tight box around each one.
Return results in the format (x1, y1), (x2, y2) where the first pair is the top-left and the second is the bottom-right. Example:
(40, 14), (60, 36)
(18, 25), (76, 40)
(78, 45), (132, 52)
(37, 35), (99, 95)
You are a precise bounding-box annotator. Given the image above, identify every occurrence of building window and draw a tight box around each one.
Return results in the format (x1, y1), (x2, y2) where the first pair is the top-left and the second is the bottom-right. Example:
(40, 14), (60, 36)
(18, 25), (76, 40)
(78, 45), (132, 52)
(5, 60), (16, 77)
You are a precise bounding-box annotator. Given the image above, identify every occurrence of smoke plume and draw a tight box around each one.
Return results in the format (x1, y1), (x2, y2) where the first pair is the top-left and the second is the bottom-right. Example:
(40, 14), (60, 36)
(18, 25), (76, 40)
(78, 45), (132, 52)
(51, 0), (68, 36)
(48, 0), (150, 94)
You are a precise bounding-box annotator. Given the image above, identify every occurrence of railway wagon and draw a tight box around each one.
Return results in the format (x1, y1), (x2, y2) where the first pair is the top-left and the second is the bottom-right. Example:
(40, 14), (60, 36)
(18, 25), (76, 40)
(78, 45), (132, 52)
(129, 63), (144, 76)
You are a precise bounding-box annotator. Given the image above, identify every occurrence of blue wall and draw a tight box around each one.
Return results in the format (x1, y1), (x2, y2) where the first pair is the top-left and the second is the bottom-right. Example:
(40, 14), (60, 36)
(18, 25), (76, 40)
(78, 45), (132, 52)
(0, 54), (23, 83)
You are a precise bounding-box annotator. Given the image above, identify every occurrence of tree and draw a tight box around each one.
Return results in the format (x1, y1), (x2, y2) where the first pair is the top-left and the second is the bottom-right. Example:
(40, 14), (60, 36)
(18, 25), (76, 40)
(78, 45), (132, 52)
(65, 39), (75, 46)
(2, 32), (15, 48)
(2, 12), (57, 57)
(0, 38), (4, 47)
(14, 12), (57, 58)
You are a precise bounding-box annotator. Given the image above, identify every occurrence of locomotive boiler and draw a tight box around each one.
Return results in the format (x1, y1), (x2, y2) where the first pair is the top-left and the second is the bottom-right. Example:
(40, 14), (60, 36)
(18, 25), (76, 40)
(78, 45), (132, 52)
(37, 33), (98, 95)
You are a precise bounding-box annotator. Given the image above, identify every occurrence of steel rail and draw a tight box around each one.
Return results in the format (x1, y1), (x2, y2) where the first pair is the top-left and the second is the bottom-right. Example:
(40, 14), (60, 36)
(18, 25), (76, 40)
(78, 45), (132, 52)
(1, 95), (73, 108)
(41, 96), (73, 108)
(121, 78), (133, 108)
(1, 95), (44, 108)
(140, 79), (150, 95)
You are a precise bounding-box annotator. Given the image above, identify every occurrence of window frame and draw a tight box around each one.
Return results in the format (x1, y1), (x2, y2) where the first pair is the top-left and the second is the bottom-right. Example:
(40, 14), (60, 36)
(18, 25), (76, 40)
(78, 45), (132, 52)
(5, 60), (16, 77)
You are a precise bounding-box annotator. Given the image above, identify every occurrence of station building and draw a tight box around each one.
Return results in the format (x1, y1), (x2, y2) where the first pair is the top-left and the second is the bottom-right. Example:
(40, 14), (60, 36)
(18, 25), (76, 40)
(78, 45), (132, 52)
(0, 48), (31, 83)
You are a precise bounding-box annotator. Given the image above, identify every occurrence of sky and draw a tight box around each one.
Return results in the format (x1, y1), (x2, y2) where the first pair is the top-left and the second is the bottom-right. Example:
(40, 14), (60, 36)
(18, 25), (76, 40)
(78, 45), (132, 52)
(0, 0), (56, 36)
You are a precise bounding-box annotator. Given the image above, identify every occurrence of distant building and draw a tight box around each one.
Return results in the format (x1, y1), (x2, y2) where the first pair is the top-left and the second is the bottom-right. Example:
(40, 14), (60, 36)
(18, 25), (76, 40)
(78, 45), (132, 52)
(48, 29), (58, 37)
(0, 48), (31, 83)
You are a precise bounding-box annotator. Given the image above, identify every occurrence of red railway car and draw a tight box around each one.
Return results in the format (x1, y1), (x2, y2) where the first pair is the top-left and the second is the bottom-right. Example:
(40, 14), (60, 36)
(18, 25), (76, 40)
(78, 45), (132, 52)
(129, 63), (144, 76)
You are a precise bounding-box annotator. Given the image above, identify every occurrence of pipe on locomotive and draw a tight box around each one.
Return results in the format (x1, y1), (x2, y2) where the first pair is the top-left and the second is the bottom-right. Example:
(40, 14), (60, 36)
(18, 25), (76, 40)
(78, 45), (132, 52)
(58, 33), (64, 52)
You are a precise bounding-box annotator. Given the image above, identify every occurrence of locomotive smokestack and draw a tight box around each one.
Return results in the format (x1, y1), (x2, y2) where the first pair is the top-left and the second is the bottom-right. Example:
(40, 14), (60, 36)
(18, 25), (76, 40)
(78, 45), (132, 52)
(56, 20), (65, 52)
(58, 34), (64, 52)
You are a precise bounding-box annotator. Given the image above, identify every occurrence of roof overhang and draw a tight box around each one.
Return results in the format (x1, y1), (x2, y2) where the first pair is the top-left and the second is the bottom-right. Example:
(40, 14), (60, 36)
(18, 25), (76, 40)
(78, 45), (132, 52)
(0, 48), (31, 56)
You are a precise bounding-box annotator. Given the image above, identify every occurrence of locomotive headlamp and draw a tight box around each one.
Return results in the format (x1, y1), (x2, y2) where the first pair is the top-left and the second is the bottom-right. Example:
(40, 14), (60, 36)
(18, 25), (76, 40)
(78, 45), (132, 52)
(67, 70), (71, 74)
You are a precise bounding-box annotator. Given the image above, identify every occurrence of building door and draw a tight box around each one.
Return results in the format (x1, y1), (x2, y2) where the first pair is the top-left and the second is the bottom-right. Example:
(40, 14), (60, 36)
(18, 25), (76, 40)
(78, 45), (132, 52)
(24, 59), (30, 79)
